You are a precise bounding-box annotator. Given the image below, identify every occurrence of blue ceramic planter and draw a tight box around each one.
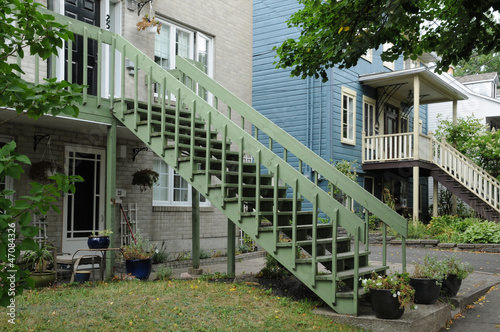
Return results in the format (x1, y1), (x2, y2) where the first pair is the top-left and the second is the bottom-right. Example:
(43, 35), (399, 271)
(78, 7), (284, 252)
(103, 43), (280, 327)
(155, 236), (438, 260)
(87, 236), (110, 249)
(75, 271), (91, 283)
(125, 258), (152, 280)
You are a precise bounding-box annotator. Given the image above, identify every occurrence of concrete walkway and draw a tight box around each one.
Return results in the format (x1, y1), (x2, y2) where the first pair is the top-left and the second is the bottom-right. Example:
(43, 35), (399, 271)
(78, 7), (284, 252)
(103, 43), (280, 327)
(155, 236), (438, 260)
(165, 253), (500, 332)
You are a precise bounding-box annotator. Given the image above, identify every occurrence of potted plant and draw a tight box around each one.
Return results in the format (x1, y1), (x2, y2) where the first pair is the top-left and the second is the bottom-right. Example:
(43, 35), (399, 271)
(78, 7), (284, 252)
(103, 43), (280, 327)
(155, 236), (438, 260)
(121, 235), (155, 280)
(24, 242), (57, 288)
(440, 255), (474, 297)
(136, 14), (162, 34)
(361, 272), (415, 319)
(132, 169), (159, 192)
(87, 229), (113, 249)
(410, 255), (446, 304)
(29, 161), (60, 181)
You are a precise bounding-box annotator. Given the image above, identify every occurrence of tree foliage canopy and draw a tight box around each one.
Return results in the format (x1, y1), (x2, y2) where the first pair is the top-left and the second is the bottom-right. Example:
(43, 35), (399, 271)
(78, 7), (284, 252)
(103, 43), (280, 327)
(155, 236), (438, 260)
(453, 53), (500, 77)
(435, 115), (500, 179)
(0, 0), (83, 120)
(1, 0), (84, 306)
(275, 0), (500, 82)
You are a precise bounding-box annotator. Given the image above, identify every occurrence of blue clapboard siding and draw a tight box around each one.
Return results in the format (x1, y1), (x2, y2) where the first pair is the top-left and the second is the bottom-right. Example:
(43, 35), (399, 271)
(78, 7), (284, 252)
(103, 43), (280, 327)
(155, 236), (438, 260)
(253, 0), (429, 215)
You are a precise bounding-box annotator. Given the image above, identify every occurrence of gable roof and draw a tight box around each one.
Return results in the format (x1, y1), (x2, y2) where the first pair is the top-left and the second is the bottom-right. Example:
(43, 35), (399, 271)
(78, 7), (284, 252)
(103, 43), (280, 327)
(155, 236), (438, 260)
(455, 72), (498, 84)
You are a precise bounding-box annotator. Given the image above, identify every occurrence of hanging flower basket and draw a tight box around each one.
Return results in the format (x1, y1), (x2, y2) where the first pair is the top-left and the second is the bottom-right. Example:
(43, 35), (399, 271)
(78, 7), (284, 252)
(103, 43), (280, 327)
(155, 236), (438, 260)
(29, 161), (60, 181)
(132, 169), (159, 192)
(136, 14), (162, 34)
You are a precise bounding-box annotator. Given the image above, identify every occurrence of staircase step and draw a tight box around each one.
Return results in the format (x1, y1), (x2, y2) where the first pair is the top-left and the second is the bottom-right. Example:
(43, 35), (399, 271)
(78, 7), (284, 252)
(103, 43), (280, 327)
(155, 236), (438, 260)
(123, 100), (195, 119)
(316, 265), (388, 281)
(150, 132), (231, 150)
(259, 223), (332, 232)
(165, 143), (240, 159)
(138, 120), (218, 138)
(276, 236), (349, 247)
(195, 170), (274, 184)
(296, 250), (370, 264)
(178, 156), (256, 172)
(124, 108), (206, 127)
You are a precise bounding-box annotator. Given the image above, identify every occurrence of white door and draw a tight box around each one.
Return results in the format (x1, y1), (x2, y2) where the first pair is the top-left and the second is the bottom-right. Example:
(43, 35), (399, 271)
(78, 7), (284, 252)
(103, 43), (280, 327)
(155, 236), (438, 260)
(63, 146), (106, 254)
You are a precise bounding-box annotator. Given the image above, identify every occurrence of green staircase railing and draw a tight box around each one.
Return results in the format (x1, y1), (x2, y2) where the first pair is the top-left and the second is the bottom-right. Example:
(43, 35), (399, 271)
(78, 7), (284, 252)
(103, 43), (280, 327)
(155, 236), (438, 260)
(28, 9), (409, 315)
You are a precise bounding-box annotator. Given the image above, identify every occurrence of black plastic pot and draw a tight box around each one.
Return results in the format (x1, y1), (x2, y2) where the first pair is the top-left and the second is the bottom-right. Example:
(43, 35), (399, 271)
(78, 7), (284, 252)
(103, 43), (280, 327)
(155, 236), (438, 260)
(410, 278), (441, 304)
(441, 274), (462, 297)
(370, 289), (405, 319)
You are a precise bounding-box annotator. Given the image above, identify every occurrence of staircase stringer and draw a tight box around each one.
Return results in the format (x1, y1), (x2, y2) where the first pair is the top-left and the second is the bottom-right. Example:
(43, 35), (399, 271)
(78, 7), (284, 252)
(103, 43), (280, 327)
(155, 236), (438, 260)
(175, 56), (408, 238)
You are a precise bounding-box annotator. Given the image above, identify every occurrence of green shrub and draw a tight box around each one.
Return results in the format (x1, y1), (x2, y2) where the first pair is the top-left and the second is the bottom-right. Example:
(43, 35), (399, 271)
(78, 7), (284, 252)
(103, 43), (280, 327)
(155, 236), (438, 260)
(459, 221), (500, 244)
(407, 220), (429, 239)
(151, 241), (170, 264)
(257, 253), (290, 279)
(156, 266), (173, 281)
(368, 215), (381, 230)
(199, 249), (211, 259)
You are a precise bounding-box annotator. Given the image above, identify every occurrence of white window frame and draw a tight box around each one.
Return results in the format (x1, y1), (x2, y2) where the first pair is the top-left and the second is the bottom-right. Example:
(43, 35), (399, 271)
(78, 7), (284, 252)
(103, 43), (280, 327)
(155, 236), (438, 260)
(364, 176), (375, 195)
(363, 96), (376, 137)
(383, 43), (395, 71)
(404, 58), (420, 69)
(153, 159), (210, 207)
(341, 86), (357, 145)
(154, 20), (214, 103)
(361, 48), (373, 63)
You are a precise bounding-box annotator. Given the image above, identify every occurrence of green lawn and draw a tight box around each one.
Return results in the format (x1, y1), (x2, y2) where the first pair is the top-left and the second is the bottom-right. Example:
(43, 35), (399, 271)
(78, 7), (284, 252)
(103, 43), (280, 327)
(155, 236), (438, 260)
(2, 279), (364, 331)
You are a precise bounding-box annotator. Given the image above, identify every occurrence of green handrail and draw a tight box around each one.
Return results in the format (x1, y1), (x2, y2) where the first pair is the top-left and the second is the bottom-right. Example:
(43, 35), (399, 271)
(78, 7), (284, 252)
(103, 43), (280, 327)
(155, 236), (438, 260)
(175, 56), (408, 238)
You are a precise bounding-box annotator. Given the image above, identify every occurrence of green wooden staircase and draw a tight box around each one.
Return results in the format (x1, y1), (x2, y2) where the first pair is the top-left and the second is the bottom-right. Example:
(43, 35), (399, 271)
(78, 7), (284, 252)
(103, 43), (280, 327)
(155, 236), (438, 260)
(36, 10), (409, 315)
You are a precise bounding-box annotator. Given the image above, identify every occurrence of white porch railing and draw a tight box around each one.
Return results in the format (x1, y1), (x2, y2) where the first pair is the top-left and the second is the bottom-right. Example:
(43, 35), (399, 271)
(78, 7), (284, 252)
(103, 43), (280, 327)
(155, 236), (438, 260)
(362, 132), (414, 162)
(362, 132), (500, 214)
(432, 137), (500, 213)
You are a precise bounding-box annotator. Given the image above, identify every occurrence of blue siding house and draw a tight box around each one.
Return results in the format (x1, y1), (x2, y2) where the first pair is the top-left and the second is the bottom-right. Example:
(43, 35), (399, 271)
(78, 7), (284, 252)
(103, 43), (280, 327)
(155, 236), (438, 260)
(253, 0), (468, 221)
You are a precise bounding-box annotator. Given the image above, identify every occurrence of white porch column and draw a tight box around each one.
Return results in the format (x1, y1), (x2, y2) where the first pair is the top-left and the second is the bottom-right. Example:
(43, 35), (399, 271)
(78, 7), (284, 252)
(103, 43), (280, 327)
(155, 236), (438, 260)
(413, 75), (420, 222)
(433, 179), (438, 217)
(451, 100), (458, 215)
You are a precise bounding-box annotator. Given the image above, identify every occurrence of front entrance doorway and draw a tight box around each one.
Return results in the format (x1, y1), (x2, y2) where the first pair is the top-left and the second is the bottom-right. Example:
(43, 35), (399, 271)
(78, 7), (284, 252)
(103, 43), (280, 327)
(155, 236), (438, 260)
(63, 146), (105, 253)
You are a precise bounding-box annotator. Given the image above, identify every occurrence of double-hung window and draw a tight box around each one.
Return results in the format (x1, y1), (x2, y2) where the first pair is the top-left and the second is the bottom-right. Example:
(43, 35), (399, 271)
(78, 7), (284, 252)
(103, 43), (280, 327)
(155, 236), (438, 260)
(154, 20), (213, 101)
(363, 96), (376, 137)
(153, 159), (209, 207)
(341, 86), (356, 145)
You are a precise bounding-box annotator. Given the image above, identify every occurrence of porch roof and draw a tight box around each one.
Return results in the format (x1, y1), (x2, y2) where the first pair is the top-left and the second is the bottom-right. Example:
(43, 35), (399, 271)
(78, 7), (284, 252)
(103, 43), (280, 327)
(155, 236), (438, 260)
(359, 67), (468, 104)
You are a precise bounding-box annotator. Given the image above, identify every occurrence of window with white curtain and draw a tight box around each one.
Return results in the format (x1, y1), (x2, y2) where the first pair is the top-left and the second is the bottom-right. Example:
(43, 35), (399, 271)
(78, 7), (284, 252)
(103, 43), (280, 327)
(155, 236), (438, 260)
(153, 159), (209, 207)
(155, 20), (212, 75)
(341, 86), (357, 145)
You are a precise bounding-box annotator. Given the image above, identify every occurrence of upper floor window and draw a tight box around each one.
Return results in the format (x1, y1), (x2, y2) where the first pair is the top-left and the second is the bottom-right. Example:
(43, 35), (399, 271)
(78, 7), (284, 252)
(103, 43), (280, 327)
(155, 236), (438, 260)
(153, 159), (209, 207)
(341, 86), (356, 145)
(363, 96), (376, 137)
(155, 20), (213, 76)
(404, 59), (420, 69)
(361, 49), (373, 63)
(383, 43), (395, 71)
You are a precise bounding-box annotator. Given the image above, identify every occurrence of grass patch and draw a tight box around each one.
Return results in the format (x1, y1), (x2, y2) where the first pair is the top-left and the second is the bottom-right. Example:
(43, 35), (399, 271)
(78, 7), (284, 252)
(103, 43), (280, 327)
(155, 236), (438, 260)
(2, 280), (363, 331)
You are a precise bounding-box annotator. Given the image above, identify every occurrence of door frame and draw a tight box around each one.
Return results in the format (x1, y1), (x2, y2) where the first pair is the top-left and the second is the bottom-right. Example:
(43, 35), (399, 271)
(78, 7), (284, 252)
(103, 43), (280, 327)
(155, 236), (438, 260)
(62, 145), (106, 254)
(50, 0), (121, 98)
